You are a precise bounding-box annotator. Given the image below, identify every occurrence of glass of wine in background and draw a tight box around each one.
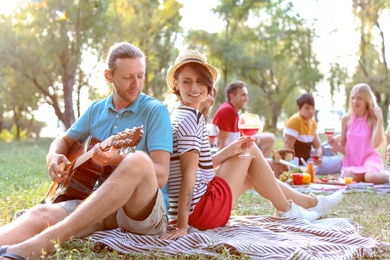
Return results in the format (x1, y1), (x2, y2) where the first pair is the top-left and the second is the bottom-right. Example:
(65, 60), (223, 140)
(238, 113), (263, 159)
(310, 147), (321, 164)
(324, 127), (335, 148)
(207, 124), (219, 155)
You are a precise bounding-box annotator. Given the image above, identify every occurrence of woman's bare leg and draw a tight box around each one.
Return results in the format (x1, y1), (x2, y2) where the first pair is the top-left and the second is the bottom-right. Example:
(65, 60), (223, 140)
(216, 145), (291, 212)
(365, 170), (389, 184)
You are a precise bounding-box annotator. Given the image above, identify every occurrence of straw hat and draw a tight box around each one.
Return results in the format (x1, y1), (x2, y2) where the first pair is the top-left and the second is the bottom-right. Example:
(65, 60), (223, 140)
(166, 50), (218, 89)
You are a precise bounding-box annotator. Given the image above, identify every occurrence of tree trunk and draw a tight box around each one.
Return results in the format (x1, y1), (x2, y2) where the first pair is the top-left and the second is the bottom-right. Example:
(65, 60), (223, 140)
(26, 116), (35, 137)
(12, 108), (21, 141)
(63, 70), (76, 129)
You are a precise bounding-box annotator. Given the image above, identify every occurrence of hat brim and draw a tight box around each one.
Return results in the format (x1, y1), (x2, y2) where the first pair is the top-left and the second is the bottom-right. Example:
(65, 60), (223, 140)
(166, 60), (218, 90)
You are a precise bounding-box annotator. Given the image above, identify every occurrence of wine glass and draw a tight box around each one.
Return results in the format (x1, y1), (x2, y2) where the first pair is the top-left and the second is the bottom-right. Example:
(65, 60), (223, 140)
(238, 113), (263, 159)
(207, 124), (219, 154)
(324, 127), (335, 148)
(310, 147), (321, 164)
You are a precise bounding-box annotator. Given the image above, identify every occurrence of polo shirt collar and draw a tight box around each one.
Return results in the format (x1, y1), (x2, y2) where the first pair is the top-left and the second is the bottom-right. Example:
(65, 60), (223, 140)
(297, 112), (309, 125)
(228, 101), (239, 114)
(105, 93), (145, 113)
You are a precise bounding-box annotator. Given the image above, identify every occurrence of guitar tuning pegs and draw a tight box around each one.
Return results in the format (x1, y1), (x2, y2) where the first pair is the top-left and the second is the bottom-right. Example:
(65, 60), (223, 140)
(119, 130), (133, 137)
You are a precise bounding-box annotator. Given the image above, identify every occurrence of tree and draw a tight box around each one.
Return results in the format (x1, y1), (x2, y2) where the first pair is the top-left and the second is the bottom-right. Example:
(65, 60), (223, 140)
(351, 0), (390, 126)
(0, 67), (39, 140)
(327, 63), (349, 108)
(104, 0), (183, 101)
(185, 0), (322, 130)
(0, 0), (110, 129)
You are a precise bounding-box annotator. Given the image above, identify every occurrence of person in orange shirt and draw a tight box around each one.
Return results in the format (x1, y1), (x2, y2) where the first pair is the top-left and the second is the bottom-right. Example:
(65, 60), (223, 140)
(283, 93), (342, 175)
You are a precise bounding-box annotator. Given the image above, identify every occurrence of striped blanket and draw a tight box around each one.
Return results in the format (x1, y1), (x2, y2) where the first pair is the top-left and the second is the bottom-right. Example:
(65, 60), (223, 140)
(291, 183), (390, 194)
(88, 216), (389, 259)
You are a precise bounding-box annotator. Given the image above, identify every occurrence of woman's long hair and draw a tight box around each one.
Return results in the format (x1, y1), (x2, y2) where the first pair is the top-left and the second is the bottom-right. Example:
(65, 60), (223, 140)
(348, 83), (377, 117)
(348, 83), (385, 148)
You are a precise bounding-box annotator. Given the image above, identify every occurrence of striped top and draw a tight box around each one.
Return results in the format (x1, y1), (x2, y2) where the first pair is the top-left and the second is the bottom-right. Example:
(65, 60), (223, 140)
(168, 105), (215, 221)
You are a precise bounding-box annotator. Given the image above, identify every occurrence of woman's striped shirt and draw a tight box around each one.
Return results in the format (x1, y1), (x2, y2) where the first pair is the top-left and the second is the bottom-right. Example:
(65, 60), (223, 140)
(168, 105), (215, 221)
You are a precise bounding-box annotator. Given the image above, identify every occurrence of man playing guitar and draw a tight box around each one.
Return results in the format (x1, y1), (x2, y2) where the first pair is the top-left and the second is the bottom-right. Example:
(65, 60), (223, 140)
(0, 42), (172, 260)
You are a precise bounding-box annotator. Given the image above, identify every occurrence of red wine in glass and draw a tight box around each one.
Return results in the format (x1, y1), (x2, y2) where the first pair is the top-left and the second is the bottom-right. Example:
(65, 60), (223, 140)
(324, 127), (335, 148)
(311, 155), (320, 163)
(325, 129), (335, 136)
(238, 113), (262, 159)
(207, 124), (219, 154)
(240, 128), (259, 136)
(310, 148), (321, 164)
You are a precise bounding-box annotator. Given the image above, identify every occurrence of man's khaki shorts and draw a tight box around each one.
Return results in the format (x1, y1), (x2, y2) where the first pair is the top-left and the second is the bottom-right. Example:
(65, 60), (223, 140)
(59, 188), (167, 235)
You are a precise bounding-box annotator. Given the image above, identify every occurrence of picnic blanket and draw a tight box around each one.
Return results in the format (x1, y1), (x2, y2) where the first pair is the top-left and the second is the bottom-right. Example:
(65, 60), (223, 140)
(88, 215), (389, 259)
(290, 183), (390, 194)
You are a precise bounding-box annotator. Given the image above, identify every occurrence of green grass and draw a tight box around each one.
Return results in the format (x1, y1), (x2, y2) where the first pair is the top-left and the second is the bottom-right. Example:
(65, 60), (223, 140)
(1, 138), (390, 259)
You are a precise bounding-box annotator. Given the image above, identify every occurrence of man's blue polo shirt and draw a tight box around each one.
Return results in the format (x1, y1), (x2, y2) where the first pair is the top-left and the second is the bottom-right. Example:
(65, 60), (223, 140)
(67, 93), (173, 210)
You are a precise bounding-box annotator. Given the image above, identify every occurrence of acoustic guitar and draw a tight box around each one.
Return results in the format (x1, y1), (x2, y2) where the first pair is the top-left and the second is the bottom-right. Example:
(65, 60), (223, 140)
(44, 126), (143, 204)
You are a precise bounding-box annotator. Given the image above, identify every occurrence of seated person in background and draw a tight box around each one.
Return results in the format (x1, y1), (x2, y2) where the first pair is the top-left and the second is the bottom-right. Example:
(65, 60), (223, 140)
(328, 83), (389, 184)
(212, 80), (275, 158)
(283, 93), (342, 175)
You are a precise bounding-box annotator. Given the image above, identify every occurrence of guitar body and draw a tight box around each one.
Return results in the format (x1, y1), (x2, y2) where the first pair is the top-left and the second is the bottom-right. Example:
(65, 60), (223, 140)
(45, 137), (112, 204)
(44, 127), (143, 204)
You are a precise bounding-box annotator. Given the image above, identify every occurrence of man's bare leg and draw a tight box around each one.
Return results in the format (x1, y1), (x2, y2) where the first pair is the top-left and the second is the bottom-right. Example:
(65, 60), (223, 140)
(0, 204), (69, 245)
(256, 132), (276, 158)
(2, 151), (159, 259)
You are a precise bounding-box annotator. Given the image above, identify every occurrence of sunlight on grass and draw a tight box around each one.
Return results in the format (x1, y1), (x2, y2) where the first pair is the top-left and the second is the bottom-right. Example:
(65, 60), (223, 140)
(1, 139), (389, 259)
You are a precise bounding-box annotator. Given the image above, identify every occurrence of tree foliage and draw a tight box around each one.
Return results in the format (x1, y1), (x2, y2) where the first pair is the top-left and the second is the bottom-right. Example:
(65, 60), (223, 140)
(185, 0), (322, 130)
(1, 0), (389, 136)
(0, 0), (182, 133)
(351, 0), (390, 125)
(0, 0), (109, 129)
(104, 0), (183, 99)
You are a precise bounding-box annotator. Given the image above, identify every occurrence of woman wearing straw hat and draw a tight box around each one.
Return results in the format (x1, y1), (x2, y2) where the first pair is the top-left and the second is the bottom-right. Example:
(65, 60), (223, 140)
(161, 50), (343, 240)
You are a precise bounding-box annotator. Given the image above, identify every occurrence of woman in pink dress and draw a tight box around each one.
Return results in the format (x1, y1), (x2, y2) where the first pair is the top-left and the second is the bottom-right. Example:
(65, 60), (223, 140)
(329, 83), (389, 184)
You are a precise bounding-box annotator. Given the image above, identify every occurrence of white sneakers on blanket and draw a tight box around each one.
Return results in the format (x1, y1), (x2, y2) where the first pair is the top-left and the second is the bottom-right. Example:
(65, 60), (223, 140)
(279, 191), (343, 221)
(308, 191), (343, 218)
(282, 201), (318, 221)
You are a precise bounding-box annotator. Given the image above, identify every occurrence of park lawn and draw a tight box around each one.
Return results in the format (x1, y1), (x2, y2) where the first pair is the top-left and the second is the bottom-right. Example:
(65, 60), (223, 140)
(0, 138), (389, 259)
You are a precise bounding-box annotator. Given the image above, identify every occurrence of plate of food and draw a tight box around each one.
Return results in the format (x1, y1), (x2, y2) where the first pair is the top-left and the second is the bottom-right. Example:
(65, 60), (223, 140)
(308, 183), (343, 191)
(289, 184), (309, 188)
(316, 174), (347, 185)
(317, 179), (346, 185)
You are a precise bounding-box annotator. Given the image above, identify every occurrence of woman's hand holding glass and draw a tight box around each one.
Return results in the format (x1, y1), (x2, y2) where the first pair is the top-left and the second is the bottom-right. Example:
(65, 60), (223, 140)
(324, 127), (335, 148)
(238, 113), (263, 159)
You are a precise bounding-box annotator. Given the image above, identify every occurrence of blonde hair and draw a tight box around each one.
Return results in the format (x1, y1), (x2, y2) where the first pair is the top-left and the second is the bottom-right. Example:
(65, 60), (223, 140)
(348, 83), (377, 119)
(349, 83), (385, 148)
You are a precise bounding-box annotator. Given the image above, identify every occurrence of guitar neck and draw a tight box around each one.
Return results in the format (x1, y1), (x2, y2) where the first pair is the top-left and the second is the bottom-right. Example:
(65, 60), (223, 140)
(71, 127), (142, 170)
(73, 149), (93, 169)
(73, 138), (109, 169)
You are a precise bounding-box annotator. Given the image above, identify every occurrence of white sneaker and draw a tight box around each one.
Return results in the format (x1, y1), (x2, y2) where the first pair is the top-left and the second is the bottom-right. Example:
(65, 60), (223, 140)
(308, 191), (343, 218)
(282, 201), (318, 221)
